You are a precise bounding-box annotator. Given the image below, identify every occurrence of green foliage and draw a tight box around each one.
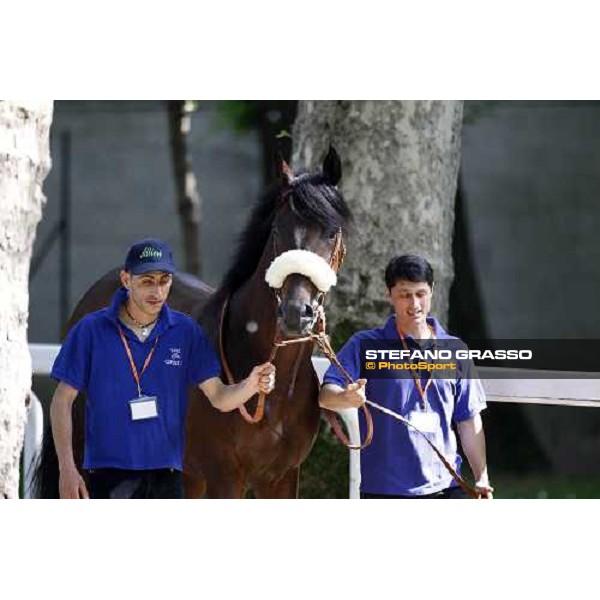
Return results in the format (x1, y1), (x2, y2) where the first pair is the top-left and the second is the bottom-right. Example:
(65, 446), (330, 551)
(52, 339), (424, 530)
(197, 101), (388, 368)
(299, 418), (349, 498)
(329, 317), (364, 351)
(214, 101), (263, 133)
(490, 473), (600, 499)
(462, 101), (501, 125)
(213, 101), (294, 141)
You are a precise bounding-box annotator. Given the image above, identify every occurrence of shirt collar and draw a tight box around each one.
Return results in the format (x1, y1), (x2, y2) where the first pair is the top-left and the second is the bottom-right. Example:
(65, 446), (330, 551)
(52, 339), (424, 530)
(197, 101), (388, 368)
(383, 314), (449, 341)
(105, 287), (175, 340)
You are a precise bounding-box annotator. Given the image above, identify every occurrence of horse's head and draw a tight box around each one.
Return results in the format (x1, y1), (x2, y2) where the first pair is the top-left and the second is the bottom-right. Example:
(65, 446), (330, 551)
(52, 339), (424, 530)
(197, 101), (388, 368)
(264, 146), (351, 338)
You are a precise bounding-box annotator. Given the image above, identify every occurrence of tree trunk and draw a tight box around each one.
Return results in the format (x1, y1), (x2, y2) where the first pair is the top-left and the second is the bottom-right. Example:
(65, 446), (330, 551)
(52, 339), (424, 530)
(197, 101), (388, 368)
(292, 100), (463, 336)
(167, 100), (202, 276)
(0, 101), (53, 498)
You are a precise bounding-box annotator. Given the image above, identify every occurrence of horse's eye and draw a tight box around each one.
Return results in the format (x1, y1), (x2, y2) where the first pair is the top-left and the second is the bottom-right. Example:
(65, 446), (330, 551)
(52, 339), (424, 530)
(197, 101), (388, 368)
(326, 229), (338, 241)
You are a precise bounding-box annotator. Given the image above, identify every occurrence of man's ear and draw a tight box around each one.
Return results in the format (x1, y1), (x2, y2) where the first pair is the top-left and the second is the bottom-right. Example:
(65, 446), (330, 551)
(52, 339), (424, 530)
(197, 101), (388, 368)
(120, 270), (131, 289)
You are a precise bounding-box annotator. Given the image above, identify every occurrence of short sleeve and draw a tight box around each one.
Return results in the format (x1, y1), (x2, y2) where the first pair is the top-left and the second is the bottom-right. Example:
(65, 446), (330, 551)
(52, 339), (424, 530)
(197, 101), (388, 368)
(50, 317), (93, 392)
(322, 335), (361, 388)
(452, 357), (487, 422)
(186, 323), (222, 386)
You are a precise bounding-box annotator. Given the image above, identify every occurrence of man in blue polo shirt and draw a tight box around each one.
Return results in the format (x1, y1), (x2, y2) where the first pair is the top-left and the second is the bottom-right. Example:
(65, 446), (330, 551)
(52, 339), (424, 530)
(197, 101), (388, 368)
(319, 254), (493, 499)
(50, 238), (275, 499)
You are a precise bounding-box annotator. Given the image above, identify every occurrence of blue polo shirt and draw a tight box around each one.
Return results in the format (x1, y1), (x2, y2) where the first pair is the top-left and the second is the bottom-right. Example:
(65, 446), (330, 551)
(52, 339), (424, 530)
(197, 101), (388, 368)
(323, 315), (486, 496)
(51, 287), (222, 471)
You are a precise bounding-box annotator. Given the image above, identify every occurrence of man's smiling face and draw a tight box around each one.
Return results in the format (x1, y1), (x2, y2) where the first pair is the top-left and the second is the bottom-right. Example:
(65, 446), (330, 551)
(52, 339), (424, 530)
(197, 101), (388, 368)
(387, 279), (433, 333)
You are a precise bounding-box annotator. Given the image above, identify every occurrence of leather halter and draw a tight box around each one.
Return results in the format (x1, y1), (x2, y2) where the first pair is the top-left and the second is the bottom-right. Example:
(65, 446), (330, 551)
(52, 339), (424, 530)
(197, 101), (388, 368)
(217, 218), (369, 428)
(217, 184), (374, 440)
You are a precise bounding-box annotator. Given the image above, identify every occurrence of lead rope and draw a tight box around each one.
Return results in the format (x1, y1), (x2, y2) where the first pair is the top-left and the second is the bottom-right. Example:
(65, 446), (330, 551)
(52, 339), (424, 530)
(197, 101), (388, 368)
(217, 227), (480, 496)
(219, 299), (478, 498)
(218, 295), (269, 424)
(314, 330), (479, 498)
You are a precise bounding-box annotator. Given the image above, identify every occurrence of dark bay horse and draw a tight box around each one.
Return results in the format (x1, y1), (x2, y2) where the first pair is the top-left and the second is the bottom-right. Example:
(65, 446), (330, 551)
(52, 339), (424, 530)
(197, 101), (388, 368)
(34, 147), (352, 498)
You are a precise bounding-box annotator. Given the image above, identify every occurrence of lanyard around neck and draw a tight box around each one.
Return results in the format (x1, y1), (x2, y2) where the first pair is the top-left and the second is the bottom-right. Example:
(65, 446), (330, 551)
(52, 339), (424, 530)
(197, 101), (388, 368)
(118, 327), (159, 397)
(399, 324), (436, 409)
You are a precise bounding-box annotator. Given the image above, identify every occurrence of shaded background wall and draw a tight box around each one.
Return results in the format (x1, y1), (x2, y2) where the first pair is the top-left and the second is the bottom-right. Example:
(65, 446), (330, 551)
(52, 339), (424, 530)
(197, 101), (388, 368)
(461, 101), (600, 341)
(459, 101), (600, 475)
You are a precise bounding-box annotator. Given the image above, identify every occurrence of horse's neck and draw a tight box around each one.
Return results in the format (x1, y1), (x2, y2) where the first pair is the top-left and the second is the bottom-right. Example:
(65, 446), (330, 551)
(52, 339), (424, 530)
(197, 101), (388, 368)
(228, 276), (277, 358)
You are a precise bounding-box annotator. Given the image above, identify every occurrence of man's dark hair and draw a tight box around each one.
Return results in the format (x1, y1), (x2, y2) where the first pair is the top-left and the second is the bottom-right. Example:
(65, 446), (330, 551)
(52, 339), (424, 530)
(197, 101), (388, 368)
(384, 254), (434, 290)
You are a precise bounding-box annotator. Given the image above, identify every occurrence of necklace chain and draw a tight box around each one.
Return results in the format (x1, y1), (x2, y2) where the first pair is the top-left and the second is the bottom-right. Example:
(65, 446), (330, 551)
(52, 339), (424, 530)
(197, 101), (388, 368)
(124, 303), (158, 330)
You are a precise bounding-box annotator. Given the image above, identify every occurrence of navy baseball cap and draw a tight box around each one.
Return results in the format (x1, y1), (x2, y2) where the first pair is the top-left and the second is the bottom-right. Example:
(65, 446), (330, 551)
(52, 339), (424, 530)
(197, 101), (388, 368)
(124, 238), (176, 275)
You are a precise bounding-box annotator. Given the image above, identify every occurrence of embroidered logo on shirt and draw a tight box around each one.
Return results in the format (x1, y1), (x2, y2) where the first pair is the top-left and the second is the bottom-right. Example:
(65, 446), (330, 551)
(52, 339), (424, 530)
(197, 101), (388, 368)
(164, 347), (182, 366)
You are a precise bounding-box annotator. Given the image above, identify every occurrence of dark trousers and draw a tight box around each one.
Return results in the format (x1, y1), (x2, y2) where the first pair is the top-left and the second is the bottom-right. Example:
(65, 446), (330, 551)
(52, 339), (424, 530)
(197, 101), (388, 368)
(361, 486), (468, 499)
(87, 468), (184, 499)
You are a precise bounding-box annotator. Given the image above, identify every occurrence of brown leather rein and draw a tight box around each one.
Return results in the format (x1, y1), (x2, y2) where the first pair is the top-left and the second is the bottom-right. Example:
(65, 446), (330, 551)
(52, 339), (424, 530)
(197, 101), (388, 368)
(216, 228), (480, 498)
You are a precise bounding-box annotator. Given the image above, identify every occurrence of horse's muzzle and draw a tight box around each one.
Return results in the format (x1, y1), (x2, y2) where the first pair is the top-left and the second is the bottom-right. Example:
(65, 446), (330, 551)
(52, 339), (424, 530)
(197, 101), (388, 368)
(277, 300), (318, 337)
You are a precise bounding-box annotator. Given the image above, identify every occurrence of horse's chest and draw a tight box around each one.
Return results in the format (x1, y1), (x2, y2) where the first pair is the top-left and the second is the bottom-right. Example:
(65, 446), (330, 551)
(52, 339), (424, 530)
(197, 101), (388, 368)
(239, 400), (320, 469)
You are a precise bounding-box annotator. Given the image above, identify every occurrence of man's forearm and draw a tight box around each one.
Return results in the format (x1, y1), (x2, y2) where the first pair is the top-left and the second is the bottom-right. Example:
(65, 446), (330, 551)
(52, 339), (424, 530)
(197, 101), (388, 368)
(319, 382), (367, 411)
(50, 392), (77, 472)
(200, 364), (274, 412)
(318, 385), (347, 411)
(457, 414), (489, 484)
(207, 379), (256, 412)
(200, 379), (257, 412)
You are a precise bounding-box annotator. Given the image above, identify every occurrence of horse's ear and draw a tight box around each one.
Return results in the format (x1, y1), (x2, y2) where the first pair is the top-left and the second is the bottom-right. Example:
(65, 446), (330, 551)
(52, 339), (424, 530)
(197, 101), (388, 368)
(322, 145), (342, 186)
(276, 151), (295, 185)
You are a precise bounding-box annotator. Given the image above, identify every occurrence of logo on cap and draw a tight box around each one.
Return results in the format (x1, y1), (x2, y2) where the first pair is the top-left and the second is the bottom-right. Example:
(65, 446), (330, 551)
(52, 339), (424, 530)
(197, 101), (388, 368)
(140, 247), (163, 260)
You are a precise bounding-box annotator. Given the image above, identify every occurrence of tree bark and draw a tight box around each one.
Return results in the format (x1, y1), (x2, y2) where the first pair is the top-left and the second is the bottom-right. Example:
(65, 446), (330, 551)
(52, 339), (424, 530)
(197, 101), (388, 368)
(167, 100), (202, 276)
(292, 100), (463, 336)
(0, 101), (53, 498)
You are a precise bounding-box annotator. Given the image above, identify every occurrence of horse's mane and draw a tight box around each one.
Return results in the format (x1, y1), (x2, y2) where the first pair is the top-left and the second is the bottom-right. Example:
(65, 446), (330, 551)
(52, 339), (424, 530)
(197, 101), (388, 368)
(207, 172), (352, 313)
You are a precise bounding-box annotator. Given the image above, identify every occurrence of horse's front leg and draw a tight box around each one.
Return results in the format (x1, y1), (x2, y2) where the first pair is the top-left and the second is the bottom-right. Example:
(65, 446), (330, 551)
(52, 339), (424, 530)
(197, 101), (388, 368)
(252, 467), (300, 499)
(183, 472), (207, 499)
(203, 467), (247, 499)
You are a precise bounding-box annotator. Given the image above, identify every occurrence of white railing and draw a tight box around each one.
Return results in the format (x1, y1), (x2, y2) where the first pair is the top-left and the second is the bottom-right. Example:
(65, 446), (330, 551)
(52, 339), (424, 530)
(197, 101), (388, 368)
(23, 390), (44, 499)
(27, 345), (600, 499)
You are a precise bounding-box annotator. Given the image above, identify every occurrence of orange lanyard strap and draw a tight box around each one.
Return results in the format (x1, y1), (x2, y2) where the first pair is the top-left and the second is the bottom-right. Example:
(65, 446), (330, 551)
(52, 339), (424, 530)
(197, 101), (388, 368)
(399, 325), (436, 408)
(118, 327), (160, 397)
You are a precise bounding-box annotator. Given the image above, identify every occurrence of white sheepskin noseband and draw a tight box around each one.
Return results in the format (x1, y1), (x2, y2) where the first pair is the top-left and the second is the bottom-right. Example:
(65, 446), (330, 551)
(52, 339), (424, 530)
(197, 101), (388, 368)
(265, 250), (337, 293)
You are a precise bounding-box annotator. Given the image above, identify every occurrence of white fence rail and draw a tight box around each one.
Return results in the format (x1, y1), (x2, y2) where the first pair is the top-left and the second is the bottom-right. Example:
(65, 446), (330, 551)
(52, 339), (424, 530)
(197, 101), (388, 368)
(27, 345), (600, 499)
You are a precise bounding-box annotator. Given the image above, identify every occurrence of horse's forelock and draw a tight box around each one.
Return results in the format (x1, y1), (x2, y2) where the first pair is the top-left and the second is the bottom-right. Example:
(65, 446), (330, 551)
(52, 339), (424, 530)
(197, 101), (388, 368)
(208, 174), (352, 308)
(288, 175), (351, 232)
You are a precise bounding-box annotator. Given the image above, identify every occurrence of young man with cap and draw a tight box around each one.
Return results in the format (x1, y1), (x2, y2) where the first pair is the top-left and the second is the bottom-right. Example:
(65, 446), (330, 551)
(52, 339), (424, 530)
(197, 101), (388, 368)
(319, 254), (493, 499)
(50, 238), (275, 499)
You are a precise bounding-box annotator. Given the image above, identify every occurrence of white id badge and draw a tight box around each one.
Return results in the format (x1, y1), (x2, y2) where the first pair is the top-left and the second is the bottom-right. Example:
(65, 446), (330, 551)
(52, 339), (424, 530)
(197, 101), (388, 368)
(409, 411), (439, 434)
(129, 396), (158, 421)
